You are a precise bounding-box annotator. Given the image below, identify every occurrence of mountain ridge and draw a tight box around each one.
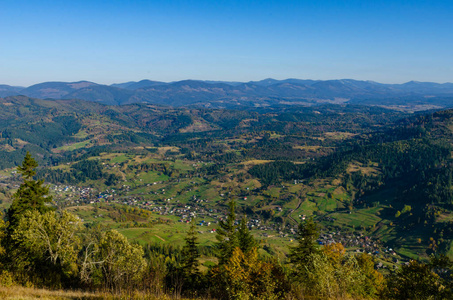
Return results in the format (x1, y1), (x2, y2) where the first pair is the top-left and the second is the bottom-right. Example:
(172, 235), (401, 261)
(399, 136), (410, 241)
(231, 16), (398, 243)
(2, 78), (453, 108)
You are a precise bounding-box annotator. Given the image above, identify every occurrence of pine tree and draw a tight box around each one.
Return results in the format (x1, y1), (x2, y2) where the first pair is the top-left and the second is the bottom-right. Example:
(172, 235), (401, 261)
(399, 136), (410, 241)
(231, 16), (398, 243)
(289, 217), (320, 266)
(237, 217), (256, 253)
(216, 200), (238, 265)
(181, 219), (200, 279)
(7, 152), (52, 229)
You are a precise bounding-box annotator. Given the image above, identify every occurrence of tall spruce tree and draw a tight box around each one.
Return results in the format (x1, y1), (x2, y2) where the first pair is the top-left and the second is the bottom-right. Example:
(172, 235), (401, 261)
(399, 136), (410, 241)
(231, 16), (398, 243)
(216, 200), (238, 264)
(181, 219), (200, 279)
(237, 217), (256, 253)
(7, 152), (52, 229)
(289, 217), (320, 266)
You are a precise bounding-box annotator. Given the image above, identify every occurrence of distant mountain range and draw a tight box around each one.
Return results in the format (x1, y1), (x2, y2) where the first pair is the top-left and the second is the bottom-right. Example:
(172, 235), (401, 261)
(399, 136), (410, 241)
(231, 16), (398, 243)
(2, 78), (453, 108)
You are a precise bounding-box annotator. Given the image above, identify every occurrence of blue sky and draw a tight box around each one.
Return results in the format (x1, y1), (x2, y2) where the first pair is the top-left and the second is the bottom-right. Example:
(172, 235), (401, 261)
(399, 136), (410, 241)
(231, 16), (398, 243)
(1, 0), (452, 86)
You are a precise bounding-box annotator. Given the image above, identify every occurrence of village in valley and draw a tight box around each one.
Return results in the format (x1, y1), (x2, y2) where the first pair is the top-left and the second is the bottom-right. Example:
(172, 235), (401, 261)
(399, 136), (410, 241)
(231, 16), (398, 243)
(5, 168), (396, 268)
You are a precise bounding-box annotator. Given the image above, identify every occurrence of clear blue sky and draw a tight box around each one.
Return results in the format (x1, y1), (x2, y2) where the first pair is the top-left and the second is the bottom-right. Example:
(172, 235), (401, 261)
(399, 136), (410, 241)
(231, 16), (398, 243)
(1, 0), (452, 86)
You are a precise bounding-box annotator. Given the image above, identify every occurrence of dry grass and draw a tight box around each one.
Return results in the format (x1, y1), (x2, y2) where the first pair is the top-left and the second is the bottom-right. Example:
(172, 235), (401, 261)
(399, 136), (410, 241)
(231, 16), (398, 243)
(14, 139), (30, 146)
(158, 147), (179, 155)
(293, 145), (322, 151)
(0, 285), (372, 300)
(0, 286), (99, 300)
(346, 162), (380, 176)
(240, 159), (273, 166)
(179, 120), (217, 133)
(0, 144), (15, 152)
(324, 132), (356, 140)
(0, 286), (192, 300)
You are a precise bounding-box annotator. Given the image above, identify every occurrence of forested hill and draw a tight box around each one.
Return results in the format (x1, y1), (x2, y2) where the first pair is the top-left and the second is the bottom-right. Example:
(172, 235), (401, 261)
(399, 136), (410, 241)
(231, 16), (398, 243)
(1, 78), (453, 108)
(251, 108), (453, 183)
(250, 108), (453, 257)
(0, 95), (407, 169)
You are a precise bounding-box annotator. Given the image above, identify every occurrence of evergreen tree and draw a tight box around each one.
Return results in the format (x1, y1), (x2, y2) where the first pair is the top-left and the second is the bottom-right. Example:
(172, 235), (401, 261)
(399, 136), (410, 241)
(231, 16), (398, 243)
(4, 152), (56, 286)
(7, 152), (52, 229)
(216, 200), (238, 265)
(181, 219), (200, 279)
(289, 217), (320, 266)
(237, 217), (256, 253)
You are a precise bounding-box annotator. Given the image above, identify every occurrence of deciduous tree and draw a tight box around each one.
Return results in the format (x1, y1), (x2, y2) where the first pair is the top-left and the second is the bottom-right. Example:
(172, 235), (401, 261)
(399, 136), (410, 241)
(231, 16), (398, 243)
(98, 230), (147, 292)
(12, 210), (82, 276)
(385, 260), (449, 299)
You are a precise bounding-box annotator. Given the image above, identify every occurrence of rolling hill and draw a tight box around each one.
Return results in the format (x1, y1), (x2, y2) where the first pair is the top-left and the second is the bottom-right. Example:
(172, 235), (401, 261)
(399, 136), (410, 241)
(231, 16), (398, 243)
(0, 95), (452, 262)
(2, 78), (453, 109)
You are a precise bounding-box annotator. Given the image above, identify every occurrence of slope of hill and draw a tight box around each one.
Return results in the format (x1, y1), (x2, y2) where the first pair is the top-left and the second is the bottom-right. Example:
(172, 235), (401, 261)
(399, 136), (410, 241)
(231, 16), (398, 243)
(249, 109), (453, 258)
(0, 96), (408, 168)
(21, 81), (98, 99)
(111, 79), (168, 90)
(2, 79), (453, 109)
(0, 84), (25, 97)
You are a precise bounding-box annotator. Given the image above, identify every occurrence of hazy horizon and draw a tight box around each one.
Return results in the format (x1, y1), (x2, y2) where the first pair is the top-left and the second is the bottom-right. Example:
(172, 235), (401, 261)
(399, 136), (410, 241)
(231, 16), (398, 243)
(2, 77), (453, 89)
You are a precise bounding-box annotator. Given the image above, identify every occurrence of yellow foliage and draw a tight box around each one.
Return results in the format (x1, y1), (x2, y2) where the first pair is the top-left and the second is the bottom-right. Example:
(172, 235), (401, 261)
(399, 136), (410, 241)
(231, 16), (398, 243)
(356, 253), (385, 295)
(217, 247), (280, 300)
(0, 271), (15, 287)
(322, 242), (346, 265)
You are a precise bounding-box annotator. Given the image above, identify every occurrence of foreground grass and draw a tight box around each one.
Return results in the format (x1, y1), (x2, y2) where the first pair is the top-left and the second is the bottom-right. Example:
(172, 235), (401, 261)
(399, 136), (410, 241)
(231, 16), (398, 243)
(0, 286), (100, 300)
(0, 285), (373, 300)
(0, 286), (190, 300)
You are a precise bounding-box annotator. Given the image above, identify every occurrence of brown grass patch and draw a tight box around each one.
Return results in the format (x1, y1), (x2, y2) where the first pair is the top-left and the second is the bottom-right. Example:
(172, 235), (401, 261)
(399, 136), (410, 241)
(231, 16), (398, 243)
(179, 121), (218, 133)
(14, 139), (29, 146)
(293, 145), (322, 151)
(0, 144), (15, 152)
(240, 160), (273, 166)
(0, 286), (99, 300)
(333, 186), (346, 195)
(346, 162), (380, 176)
(158, 147), (179, 155)
(331, 178), (342, 185)
(66, 205), (94, 212)
(324, 132), (356, 140)
(0, 286), (192, 299)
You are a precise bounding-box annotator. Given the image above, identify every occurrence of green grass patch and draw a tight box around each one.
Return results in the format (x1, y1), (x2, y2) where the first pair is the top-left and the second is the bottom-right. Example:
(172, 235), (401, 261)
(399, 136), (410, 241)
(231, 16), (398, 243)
(329, 209), (382, 228)
(297, 199), (317, 215)
(56, 140), (91, 151)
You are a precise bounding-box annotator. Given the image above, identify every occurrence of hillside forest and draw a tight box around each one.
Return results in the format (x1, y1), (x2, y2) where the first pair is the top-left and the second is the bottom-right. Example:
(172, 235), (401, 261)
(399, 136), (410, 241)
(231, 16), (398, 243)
(0, 95), (452, 299)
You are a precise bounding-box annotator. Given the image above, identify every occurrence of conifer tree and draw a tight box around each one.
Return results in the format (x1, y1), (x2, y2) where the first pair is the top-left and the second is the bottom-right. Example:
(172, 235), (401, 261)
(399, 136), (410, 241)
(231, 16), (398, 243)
(7, 152), (52, 229)
(181, 219), (200, 279)
(237, 217), (256, 253)
(216, 200), (238, 264)
(289, 217), (320, 266)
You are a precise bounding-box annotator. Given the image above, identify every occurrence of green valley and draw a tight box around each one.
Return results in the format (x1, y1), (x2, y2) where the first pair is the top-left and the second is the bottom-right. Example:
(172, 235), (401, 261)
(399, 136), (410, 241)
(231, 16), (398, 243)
(0, 95), (452, 298)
